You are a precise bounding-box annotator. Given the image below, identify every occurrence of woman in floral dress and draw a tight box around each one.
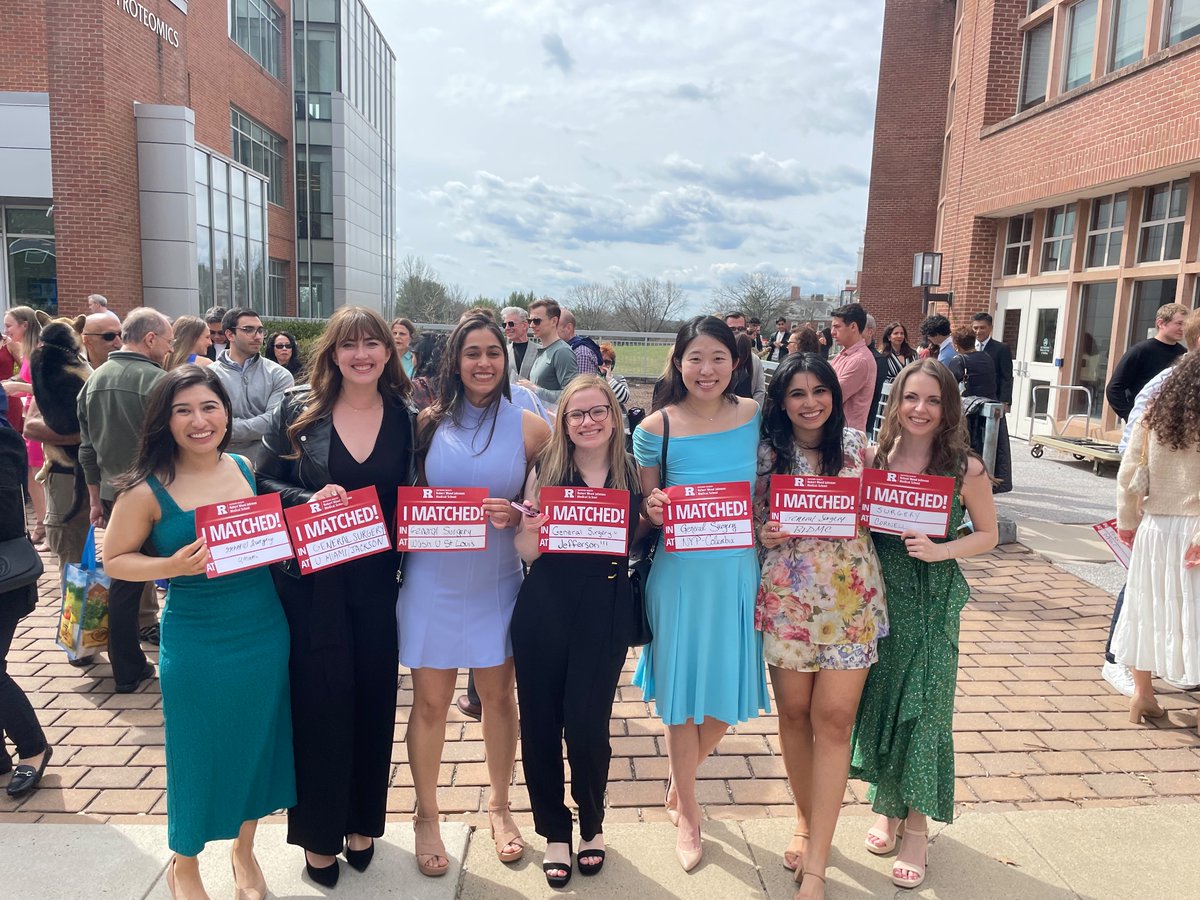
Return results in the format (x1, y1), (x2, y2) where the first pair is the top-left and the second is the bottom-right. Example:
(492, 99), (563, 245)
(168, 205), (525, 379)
(754, 353), (888, 900)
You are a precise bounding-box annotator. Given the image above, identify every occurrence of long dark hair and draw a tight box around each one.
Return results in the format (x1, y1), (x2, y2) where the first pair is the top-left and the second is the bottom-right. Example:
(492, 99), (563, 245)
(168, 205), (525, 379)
(657, 315), (740, 409)
(265, 330), (303, 376)
(415, 314), (512, 465)
(762, 353), (847, 476)
(881, 322), (914, 360)
(286, 307), (408, 456)
(114, 365), (233, 494)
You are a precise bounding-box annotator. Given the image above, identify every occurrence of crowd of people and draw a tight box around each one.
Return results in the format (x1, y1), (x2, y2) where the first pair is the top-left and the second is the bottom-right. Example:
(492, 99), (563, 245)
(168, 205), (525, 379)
(0, 291), (1196, 900)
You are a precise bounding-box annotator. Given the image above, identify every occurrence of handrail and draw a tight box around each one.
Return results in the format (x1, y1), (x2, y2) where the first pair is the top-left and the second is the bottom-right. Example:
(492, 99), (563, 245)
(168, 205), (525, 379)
(1030, 384), (1093, 438)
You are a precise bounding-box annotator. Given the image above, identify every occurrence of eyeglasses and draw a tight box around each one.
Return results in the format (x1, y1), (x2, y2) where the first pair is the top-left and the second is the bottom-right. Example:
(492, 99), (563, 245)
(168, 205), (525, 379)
(83, 331), (119, 342)
(236, 326), (266, 335)
(564, 405), (611, 426)
(273, 343), (292, 350)
(503, 321), (519, 329)
(728, 325), (747, 333)
(528, 317), (544, 326)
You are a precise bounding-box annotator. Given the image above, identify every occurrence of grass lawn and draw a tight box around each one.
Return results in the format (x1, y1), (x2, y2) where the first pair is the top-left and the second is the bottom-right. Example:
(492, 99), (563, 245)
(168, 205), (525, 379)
(609, 341), (672, 379)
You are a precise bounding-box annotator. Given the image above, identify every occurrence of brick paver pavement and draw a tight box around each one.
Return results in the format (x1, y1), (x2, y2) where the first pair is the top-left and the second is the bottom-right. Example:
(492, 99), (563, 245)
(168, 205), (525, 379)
(4, 540), (1200, 830)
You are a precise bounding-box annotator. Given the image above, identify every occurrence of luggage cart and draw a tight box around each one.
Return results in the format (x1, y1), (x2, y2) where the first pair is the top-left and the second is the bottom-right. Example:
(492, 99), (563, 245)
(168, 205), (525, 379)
(1027, 385), (1122, 475)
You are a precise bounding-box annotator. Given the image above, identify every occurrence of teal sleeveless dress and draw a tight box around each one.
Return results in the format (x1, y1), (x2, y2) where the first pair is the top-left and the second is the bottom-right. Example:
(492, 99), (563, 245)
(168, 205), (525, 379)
(149, 456), (296, 856)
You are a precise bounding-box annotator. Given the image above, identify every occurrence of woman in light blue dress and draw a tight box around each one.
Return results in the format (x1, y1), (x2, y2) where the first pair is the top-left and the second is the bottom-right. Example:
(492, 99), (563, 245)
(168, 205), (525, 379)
(396, 313), (550, 878)
(637, 315), (769, 872)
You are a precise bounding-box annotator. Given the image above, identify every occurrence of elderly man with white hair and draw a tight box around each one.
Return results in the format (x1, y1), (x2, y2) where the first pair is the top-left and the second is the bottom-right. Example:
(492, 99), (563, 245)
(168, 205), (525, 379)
(85, 294), (108, 314)
(502, 306), (536, 381)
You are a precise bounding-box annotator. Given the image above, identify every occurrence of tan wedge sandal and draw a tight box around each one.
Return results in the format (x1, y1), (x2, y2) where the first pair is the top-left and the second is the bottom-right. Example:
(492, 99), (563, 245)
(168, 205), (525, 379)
(413, 814), (449, 877)
(488, 803), (525, 863)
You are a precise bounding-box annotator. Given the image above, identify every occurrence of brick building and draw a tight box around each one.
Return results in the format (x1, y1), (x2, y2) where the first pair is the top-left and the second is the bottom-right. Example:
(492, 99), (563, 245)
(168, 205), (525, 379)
(861, 0), (1200, 438)
(0, 0), (394, 321)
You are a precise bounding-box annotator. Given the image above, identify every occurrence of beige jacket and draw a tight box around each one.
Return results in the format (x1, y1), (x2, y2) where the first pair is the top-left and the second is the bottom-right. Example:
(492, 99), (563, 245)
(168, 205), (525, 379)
(1117, 418), (1200, 546)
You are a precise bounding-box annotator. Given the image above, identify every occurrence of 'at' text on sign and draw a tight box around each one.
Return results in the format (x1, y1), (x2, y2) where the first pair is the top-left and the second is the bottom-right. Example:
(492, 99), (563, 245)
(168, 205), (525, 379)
(396, 487), (488, 551)
(284, 486), (391, 574)
(769, 474), (860, 539)
(663, 481), (754, 552)
(859, 469), (956, 538)
(195, 493), (294, 578)
(538, 486), (629, 555)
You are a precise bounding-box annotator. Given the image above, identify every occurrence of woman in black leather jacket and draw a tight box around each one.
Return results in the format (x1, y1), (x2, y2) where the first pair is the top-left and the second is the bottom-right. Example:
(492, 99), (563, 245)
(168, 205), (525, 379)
(257, 306), (416, 887)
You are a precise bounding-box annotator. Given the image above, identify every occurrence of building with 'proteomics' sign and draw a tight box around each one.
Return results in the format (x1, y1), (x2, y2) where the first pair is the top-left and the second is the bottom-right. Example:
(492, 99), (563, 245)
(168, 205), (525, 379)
(0, 0), (395, 320)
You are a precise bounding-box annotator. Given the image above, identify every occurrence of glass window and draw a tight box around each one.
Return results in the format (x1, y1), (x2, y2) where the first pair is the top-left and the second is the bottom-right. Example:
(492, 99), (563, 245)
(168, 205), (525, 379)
(6, 235), (57, 312)
(267, 258), (287, 317)
(197, 226), (213, 310)
(1086, 192), (1127, 267)
(211, 160), (230, 233)
(1129, 279), (1178, 347)
(1109, 0), (1147, 69)
(1020, 21), (1053, 110)
(298, 262), (334, 318)
(230, 108), (286, 206)
(1041, 204), (1077, 272)
(229, 0), (284, 79)
(233, 237), (249, 304)
(5, 208), (54, 235)
(1137, 179), (1188, 263)
(1167, 0), (1200, 45)
(1064, 0), (1098, 91)
(296, 146), (333, 239)
(1003, 213), (1034, 276)
(1073, 282), (1116, 418)
(213, 230), (231, 305)
(1033, 307), (1058, 364)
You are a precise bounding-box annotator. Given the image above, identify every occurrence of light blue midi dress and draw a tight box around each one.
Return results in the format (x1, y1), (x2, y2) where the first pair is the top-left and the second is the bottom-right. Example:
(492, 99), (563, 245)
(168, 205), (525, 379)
(632, 414), (770, 726)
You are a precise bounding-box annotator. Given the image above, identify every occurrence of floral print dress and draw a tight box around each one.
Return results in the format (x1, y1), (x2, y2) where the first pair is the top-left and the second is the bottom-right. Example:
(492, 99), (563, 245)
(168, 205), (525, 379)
(753, 428), (888, 671)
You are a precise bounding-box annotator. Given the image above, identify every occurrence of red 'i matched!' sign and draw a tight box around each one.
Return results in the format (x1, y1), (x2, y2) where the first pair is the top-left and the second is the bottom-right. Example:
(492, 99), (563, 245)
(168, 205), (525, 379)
(663, 481), (754, 552)
(537, 486), (630, 555)
(859, 469), (956, 538)
(195, 493), (294, 578)
(396, 487), (488, 551)
(769, 475), (860, 539)
(283, 486), (391, 574)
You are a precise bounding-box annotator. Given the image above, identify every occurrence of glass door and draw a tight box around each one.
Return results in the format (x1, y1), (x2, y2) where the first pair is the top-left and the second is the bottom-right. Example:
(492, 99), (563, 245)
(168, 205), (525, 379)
(996, 286), (1067, 438)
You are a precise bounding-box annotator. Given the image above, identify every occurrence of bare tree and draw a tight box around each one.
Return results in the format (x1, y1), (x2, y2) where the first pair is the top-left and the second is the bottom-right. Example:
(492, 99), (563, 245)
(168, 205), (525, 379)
(612, 278), (687, 333)
(394, 255), (457, 323)
(711, 272), (792, 324)
(563, 283), (615, 330)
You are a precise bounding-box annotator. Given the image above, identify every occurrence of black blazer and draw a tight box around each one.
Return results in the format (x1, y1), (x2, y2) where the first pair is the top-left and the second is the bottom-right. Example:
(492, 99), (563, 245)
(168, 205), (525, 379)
(981, 338), (1014, 405)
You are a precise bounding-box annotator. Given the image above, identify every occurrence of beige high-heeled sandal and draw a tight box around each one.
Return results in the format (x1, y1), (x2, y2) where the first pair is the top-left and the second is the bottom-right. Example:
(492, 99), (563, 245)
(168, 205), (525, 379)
(797, 871), (826, 898)
(783, 829), (809, 872)
(413, 814), (449, 877)
(865, 817), (904, 855)
(892, 826), (928, 890)
(487, 803), (525, 863)
(1129, 696), (1166, 724)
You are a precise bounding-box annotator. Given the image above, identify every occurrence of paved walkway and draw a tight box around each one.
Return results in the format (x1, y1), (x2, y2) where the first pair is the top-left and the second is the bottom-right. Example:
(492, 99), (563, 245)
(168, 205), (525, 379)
(4, 536), (1200, 832)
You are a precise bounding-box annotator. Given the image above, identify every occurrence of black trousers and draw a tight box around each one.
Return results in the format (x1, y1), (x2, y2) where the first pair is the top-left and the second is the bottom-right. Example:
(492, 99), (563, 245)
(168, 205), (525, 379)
(512, 576), (627, 844)
(101, 500), (150, 684)
(1105, 584), (1126, 665)
(0, 594), (46, 760)
(274, 554), (400, 855)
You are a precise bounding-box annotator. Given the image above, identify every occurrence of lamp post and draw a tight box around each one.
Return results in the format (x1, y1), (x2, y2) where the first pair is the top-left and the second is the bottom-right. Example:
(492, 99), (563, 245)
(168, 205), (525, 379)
(912, 251), (953, 312)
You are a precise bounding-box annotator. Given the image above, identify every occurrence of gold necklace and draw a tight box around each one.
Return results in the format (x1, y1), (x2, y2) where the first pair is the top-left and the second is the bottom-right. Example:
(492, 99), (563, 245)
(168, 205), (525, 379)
(340, 396), (382, 412)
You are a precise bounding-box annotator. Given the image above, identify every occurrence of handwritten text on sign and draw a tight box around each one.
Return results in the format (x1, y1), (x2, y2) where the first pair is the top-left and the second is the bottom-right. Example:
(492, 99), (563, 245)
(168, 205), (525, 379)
(283, 486), (391, 573)
(195, 493), (294, 577)
(769, 475), (860, 539)
(538, 486), (629, 555)
(396, 487), (488, 551)
(859, 469), (955, 538)
(663, 482), (754, 552)
(1093, 519), (1131, 569)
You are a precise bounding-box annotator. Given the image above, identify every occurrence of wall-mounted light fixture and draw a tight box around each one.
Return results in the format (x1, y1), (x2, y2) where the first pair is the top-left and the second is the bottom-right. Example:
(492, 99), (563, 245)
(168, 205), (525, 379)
(912, 251), (953, 311)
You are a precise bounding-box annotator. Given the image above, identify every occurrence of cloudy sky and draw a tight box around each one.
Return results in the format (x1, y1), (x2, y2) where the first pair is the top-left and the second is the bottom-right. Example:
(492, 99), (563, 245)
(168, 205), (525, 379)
(371, 0), (884, 312)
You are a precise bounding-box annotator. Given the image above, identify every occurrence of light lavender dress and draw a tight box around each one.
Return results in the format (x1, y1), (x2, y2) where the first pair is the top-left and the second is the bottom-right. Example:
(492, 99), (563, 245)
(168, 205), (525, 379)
(397, 398), (526, 669)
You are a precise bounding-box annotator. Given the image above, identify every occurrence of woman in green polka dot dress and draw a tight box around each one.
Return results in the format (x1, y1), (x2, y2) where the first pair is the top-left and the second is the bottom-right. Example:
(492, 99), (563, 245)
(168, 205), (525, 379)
(849, 360), (997, 891)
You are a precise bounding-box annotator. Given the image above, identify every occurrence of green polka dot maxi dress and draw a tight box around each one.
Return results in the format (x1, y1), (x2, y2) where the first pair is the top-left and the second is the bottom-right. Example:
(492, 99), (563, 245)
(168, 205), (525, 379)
(849, 480), (968, 824)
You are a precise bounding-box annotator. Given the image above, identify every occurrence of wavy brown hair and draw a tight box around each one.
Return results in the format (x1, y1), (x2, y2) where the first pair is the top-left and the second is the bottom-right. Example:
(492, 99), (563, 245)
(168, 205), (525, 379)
(1142, 350), (1200, 452)
(285, 306), (408, 455)
(874, 358), (974, 477)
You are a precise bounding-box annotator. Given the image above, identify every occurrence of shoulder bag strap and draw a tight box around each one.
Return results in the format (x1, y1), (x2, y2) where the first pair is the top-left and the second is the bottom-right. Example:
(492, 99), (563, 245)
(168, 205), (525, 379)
(660, 409), (670, 484)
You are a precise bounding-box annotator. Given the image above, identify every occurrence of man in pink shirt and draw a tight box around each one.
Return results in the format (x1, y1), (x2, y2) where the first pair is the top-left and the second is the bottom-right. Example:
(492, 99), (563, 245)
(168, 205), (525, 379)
(829, 302), (875, 432)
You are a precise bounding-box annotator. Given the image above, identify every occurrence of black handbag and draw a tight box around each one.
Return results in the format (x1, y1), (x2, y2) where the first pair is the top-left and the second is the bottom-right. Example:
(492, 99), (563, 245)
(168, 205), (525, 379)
(628, 411), (669, 647)
(0, 484), (44, 597)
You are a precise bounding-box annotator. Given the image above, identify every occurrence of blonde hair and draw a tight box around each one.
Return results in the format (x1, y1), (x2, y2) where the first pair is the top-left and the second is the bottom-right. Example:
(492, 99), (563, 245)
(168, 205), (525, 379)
(165, 316), (208, 370)
(4, 305), (41, 358)
(535, 375), (636, 493)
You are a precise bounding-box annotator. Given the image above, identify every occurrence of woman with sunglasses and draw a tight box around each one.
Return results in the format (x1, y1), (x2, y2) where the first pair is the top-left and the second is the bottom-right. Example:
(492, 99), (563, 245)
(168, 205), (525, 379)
(164, 316), (213, 371)
(266, 331), (304, 378)
(511, 375), (642, 886)
(755, 353), (887, 899)
(850, 359), (997, 890)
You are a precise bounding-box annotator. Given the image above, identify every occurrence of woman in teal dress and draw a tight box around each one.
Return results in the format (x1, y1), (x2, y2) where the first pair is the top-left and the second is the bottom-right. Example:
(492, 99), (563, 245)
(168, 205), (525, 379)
(106, 366), (294, 900)
(638, 315), (770, 873)
(849, 359), (997, 891)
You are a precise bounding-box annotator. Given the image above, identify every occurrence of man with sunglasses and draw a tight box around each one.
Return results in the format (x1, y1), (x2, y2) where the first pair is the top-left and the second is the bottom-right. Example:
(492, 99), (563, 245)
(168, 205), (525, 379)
(212, 307), (294, 467)
(502, 306), (537, 381)
(80, 311), (123, 369)
(518, 298), (577, 410)
(204, 306), (228, 361)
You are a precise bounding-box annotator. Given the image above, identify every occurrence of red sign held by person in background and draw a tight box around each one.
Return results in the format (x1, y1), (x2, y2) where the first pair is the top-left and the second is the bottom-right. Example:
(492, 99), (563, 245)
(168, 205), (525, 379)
(769, 475), (860, 539)
(859, 469), (956, 538)
(195, 493), (294, 578)
(396, 487), (488, 551)
(663, 482), (754, 552)
(538, 486), (630, 555)
(284, 486), (391, 574)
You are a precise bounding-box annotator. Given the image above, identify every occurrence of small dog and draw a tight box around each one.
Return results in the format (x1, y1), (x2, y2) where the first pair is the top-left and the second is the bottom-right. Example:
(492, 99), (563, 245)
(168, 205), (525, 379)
(29, 313), (91, 522)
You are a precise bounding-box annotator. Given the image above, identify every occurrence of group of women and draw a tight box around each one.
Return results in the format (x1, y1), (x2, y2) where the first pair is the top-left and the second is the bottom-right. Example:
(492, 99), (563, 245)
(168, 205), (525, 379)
(100, 307), (995, 899)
